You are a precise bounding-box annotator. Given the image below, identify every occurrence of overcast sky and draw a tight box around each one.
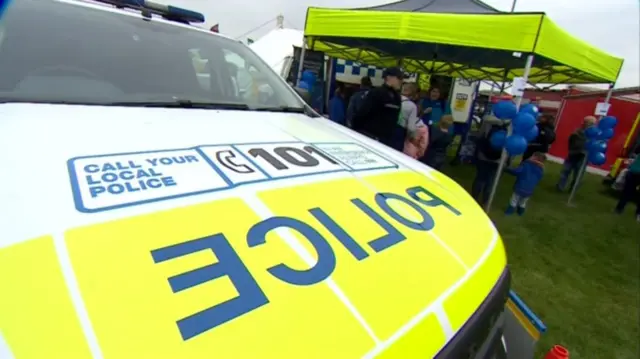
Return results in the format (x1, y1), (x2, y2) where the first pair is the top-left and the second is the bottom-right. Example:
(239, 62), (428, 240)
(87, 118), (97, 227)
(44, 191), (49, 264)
(176, 0), (638, 87)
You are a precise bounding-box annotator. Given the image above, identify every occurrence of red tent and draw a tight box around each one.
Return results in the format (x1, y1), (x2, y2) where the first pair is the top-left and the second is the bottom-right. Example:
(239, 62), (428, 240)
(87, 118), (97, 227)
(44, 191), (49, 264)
(550, 87), (640, 172)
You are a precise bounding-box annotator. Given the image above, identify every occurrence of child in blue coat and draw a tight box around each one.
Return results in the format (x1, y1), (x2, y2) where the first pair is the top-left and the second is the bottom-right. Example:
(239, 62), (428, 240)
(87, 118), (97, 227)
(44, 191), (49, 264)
(504, 152), (546, 216)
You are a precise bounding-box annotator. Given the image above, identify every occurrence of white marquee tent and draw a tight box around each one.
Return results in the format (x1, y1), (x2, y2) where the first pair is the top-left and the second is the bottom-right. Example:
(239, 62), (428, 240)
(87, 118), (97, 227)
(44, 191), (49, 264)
(249, 28), (304, 78)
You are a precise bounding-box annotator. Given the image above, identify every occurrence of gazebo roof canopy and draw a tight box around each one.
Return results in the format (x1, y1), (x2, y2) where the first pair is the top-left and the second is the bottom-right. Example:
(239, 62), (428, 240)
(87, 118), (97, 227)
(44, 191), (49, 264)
(361, 0), (500, 13)
(302, 1), (623, 84)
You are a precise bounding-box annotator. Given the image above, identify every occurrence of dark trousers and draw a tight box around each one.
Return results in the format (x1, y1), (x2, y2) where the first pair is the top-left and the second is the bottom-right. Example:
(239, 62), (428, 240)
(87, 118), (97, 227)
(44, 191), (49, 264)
(389, 124), (407, 153)
(557, 155), (584, 191)
(422, 152), (446, 170)
(615, 171), (640, 215)
(471, 159), (498, 207)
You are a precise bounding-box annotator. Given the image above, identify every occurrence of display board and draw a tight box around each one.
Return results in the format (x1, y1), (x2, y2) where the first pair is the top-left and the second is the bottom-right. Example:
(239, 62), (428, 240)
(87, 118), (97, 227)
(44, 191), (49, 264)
(449, 78), (479, 124)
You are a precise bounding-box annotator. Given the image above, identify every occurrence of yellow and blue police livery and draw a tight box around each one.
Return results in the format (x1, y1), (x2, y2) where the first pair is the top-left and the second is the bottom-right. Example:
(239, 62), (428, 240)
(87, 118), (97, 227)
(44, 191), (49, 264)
(0, 0), (509, 358)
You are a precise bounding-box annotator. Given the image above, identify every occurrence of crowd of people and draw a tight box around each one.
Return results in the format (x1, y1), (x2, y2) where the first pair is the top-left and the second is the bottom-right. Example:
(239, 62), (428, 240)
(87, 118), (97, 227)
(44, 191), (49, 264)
(323, 68), (639, 221)
(327, 67), (454, 169)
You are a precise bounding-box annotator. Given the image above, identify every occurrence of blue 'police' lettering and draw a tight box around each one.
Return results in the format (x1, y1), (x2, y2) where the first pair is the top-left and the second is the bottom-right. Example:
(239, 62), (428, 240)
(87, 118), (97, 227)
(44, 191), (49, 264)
(406, 186), (462, 216)
(150, 234), (268, 341)
(309, 207), (369, 261)
(351, 198), (406, 253)
(375, 193), (434, 231)
(247, 217), (336, 285)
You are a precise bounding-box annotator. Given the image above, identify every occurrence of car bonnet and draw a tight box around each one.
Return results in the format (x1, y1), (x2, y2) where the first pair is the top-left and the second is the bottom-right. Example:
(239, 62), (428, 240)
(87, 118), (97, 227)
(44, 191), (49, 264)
(0, 103), (506, 359)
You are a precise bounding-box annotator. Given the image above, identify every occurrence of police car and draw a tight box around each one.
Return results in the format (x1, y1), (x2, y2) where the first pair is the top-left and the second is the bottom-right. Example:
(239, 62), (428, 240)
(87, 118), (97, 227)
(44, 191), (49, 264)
(0, 0), (509, 358)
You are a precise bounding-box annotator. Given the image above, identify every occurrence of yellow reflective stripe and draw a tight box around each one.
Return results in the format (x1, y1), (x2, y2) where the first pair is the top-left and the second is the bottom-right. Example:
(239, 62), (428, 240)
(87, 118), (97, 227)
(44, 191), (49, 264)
(257, 172), (469, 340)
(375, 313), (446, 358)
(442, 238), (507, 331)
(0, 171), (506, 358)
(64, 198), (376, 358)
(0, 237), (93, 359)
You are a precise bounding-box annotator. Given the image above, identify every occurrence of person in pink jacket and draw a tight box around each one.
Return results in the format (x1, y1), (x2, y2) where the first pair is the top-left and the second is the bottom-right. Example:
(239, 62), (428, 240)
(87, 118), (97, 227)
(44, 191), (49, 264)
(404, 120), (429, 159)
(400, 83), (429, 159)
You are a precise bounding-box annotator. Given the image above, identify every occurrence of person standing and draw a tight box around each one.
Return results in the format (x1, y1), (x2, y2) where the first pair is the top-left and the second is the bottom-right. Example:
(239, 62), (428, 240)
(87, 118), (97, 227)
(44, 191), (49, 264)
(504, 152), (546, 216)
(420, 87), (451, 128)
(523, 114), (557, 160)
(471, 114), (509, 207)
(328, 87), (346, 125)
(395, 83), (429, 158)
(353, 67), (403, 149)
(614, 153), (640, 222)
(422, 115), (454, 170)
(346, 76), (372, 128)
(556, 116), (596, 192)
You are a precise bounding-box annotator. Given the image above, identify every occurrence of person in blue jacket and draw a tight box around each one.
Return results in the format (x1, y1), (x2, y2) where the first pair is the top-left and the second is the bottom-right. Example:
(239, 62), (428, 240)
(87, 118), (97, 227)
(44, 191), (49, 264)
(504, 152), (546, 216)
(328, 87), (346, 125)
(420, 87), (451, 128)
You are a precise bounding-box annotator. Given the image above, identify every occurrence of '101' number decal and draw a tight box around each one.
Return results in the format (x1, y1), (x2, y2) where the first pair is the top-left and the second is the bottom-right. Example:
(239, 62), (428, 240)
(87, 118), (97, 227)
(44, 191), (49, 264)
(248, 146), (338, 170)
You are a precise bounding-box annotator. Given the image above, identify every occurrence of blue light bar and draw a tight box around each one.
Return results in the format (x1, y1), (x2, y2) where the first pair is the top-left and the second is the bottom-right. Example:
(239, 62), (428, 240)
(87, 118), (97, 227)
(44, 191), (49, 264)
(96, 0), (205, 23)
(146, 0), (205, 23)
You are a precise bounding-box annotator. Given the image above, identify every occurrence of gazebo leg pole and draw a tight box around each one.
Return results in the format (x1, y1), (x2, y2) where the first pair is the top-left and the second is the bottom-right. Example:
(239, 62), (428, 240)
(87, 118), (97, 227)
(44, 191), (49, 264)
(485, 54), (535, 213)
(566, 84), (615, 206)
(296, 36), (308, 87)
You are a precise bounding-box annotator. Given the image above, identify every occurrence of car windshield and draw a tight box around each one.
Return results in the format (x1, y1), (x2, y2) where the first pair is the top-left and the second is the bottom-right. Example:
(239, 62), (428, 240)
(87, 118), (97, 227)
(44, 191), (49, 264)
(0, 0), (306, 111)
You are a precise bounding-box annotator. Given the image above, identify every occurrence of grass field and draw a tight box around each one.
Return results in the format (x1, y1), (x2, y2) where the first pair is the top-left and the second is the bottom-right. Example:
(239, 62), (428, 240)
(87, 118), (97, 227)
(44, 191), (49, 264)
(442, 160), (640, 359)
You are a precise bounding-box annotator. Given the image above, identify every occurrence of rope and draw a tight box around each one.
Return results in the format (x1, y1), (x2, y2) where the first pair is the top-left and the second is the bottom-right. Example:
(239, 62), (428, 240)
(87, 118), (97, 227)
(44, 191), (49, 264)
(284, 19), (303, 31)
(233, 17), (277, 40)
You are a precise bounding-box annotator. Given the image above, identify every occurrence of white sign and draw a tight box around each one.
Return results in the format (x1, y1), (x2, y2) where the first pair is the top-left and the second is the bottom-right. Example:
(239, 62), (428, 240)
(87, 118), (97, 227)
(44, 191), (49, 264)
(70, 150), (228, 212)
(68, 142), (398, 213)
(595, 102), (611, 116)
(313, 143), (395, 170)
(198, 145), (269, 184)
(449, 78), (478, 123)
(511, 77), (526, 97)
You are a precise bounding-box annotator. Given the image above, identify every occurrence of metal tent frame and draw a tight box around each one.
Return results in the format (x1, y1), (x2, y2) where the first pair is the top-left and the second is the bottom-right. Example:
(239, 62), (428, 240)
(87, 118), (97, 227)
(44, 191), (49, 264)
(296, 0), (622, 211)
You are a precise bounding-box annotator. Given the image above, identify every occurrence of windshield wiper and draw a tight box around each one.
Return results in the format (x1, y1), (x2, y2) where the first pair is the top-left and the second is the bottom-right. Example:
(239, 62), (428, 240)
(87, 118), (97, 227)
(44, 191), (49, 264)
(253, 106), (306, 113)
(108, 101), (313, 116)
(253, 106), (321, 117)
(0, 98), (318, 116)
(106, 99), (251, 110)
